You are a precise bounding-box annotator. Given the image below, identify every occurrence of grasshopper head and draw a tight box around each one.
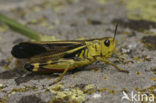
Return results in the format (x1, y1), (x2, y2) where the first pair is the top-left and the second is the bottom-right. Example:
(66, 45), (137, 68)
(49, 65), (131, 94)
(101, 24), (118, 58)
(101, 37), (116, 58)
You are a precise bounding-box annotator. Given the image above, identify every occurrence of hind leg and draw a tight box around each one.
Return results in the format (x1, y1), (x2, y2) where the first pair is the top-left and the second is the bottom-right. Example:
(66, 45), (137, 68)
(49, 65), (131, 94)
(49, 63), (71, 85)
(49, 58), (92, 85)
(24, 58), (92, 85)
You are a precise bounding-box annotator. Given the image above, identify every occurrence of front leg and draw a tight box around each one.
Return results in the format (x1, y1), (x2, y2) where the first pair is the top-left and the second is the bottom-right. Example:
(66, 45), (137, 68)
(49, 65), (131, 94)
(96, 57), (129, 73)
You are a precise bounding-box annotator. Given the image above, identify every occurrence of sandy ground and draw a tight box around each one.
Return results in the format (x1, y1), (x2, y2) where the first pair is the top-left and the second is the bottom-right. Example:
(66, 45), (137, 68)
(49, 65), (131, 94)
(0, 0), (156, 103)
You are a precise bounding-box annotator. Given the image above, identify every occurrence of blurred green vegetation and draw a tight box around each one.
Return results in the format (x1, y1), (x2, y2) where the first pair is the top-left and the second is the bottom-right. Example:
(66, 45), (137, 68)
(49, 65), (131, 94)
(0, 14), (41, 41)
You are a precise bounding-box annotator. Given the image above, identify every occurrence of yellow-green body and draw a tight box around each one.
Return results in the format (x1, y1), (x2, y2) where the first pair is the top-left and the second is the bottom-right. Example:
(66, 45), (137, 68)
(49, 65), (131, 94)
(30, 37), (116, 72)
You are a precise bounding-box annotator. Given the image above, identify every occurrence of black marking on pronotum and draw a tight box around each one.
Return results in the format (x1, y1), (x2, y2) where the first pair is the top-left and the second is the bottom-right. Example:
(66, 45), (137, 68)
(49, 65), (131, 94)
(63, 47), (87, 59)
(83, 50), (86, 58)
(86, 49), (89, 57)
(95, 45), (98, 52)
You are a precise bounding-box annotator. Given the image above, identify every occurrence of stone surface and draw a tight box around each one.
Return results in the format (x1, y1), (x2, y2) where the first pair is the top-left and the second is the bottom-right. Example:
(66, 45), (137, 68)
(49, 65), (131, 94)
(0, 0), (156, 103)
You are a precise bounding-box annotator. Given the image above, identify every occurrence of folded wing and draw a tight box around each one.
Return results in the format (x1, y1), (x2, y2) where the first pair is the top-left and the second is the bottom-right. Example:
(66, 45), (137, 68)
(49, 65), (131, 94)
(11, 41), (87, 62)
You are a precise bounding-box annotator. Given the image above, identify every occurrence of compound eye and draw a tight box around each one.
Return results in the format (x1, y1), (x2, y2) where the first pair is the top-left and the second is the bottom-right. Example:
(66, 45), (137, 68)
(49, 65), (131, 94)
(104, 39), (110, 47)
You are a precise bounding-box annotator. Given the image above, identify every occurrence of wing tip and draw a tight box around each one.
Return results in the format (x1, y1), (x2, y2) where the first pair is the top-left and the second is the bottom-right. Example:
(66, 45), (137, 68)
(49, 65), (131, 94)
(11, 43), (46, 59)
(11, 43), (29, 58)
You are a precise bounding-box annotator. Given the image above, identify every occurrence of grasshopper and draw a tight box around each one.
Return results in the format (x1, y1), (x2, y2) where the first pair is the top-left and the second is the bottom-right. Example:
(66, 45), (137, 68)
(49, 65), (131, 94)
(11, 24), (129, 84)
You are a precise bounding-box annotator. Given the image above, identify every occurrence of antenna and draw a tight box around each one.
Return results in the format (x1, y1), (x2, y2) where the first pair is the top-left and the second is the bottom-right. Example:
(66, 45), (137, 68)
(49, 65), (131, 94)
(113, 23), (118, 42)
